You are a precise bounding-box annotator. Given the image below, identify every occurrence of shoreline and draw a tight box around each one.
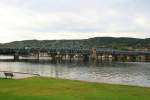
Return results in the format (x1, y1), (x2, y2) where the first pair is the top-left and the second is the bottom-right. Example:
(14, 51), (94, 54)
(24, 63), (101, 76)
(3, 75), (150, 88)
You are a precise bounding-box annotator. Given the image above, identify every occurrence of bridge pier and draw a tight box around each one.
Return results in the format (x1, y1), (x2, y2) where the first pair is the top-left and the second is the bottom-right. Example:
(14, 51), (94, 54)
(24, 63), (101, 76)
(118, 55), (122, 61)
(83, 54), (90, 62)
(69, 54), (74, 62)
(14, 54), (19, 61)
(118, 55), (128, 62)
(129, 56), (136, 62)
(145, 55), (150, 62)
(90, 48), (97, 61)
(60, 54), (66, 60)
(135, 56), (143, 62)
(112, 55), (119, 61)
(31, 51), (40, 61)
(37, 52), (40, 60)
(125, 55), (139, 62)
(77, 54), (83, 61)
(56, 54), (63, 61)
(139, 55), (146, 62)
(51, 53), (57, 61)
(104, 54), (110, 61)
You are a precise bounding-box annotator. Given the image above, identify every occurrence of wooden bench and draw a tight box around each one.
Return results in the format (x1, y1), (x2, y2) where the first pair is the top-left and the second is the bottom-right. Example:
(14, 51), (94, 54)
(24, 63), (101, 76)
(4, 72), (14, 79)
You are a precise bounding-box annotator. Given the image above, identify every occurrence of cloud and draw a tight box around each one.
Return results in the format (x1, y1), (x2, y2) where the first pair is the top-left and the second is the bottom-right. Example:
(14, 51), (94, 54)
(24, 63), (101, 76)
(0, 0), (149, 43)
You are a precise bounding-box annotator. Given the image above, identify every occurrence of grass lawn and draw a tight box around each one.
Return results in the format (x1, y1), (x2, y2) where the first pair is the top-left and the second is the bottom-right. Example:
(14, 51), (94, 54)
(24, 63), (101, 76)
(0, 77), (150, 100)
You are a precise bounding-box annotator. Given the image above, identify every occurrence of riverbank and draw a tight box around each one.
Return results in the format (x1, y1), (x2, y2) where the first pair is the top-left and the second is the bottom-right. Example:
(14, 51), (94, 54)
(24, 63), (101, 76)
(0, 77), (150, 100)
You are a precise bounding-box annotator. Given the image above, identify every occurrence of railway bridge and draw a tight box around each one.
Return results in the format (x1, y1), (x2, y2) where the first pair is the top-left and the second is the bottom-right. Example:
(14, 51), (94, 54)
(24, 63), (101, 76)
(0, 48), (150, 62)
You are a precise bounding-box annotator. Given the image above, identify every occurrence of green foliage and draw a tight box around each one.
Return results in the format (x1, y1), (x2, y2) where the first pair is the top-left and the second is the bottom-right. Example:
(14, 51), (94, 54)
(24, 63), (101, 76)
(0, 37), (150, 50)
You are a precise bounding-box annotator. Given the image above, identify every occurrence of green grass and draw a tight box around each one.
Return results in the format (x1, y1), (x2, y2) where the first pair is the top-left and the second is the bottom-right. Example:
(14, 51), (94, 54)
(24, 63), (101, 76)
(0, 77), (150, 100)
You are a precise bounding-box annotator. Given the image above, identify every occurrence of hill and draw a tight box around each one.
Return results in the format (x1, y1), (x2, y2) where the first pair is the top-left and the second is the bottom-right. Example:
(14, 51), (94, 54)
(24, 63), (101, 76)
(0, 37), (150, 50)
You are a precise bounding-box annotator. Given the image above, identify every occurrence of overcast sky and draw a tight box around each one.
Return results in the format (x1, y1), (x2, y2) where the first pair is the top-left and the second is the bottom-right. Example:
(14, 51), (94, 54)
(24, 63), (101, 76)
(0, 0), (150, 43)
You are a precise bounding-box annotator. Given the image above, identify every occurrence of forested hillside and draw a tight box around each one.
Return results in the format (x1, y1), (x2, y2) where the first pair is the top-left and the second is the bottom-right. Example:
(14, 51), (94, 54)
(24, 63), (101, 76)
(0, 37), (150, 50)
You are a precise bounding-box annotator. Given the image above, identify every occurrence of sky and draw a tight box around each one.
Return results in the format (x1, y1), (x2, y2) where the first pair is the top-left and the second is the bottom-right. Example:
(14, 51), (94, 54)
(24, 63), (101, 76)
(0, 0), (150, 43)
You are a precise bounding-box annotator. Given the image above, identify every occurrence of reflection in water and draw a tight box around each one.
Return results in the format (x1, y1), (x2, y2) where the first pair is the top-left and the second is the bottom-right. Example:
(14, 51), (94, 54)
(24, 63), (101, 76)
(0, 58), (150, 87)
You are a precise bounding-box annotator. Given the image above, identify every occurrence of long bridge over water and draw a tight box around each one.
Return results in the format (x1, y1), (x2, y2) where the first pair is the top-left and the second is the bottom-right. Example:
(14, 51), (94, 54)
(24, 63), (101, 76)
(0, 48), (150, 62)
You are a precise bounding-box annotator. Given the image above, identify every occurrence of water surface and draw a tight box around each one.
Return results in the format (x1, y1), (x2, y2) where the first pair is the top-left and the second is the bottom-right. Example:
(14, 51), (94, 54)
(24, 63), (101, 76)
(0, 56), (150, 87)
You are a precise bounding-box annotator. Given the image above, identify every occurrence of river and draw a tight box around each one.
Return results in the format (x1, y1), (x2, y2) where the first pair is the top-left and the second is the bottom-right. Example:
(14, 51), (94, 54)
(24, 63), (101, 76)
(0, 56), (150, 87)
